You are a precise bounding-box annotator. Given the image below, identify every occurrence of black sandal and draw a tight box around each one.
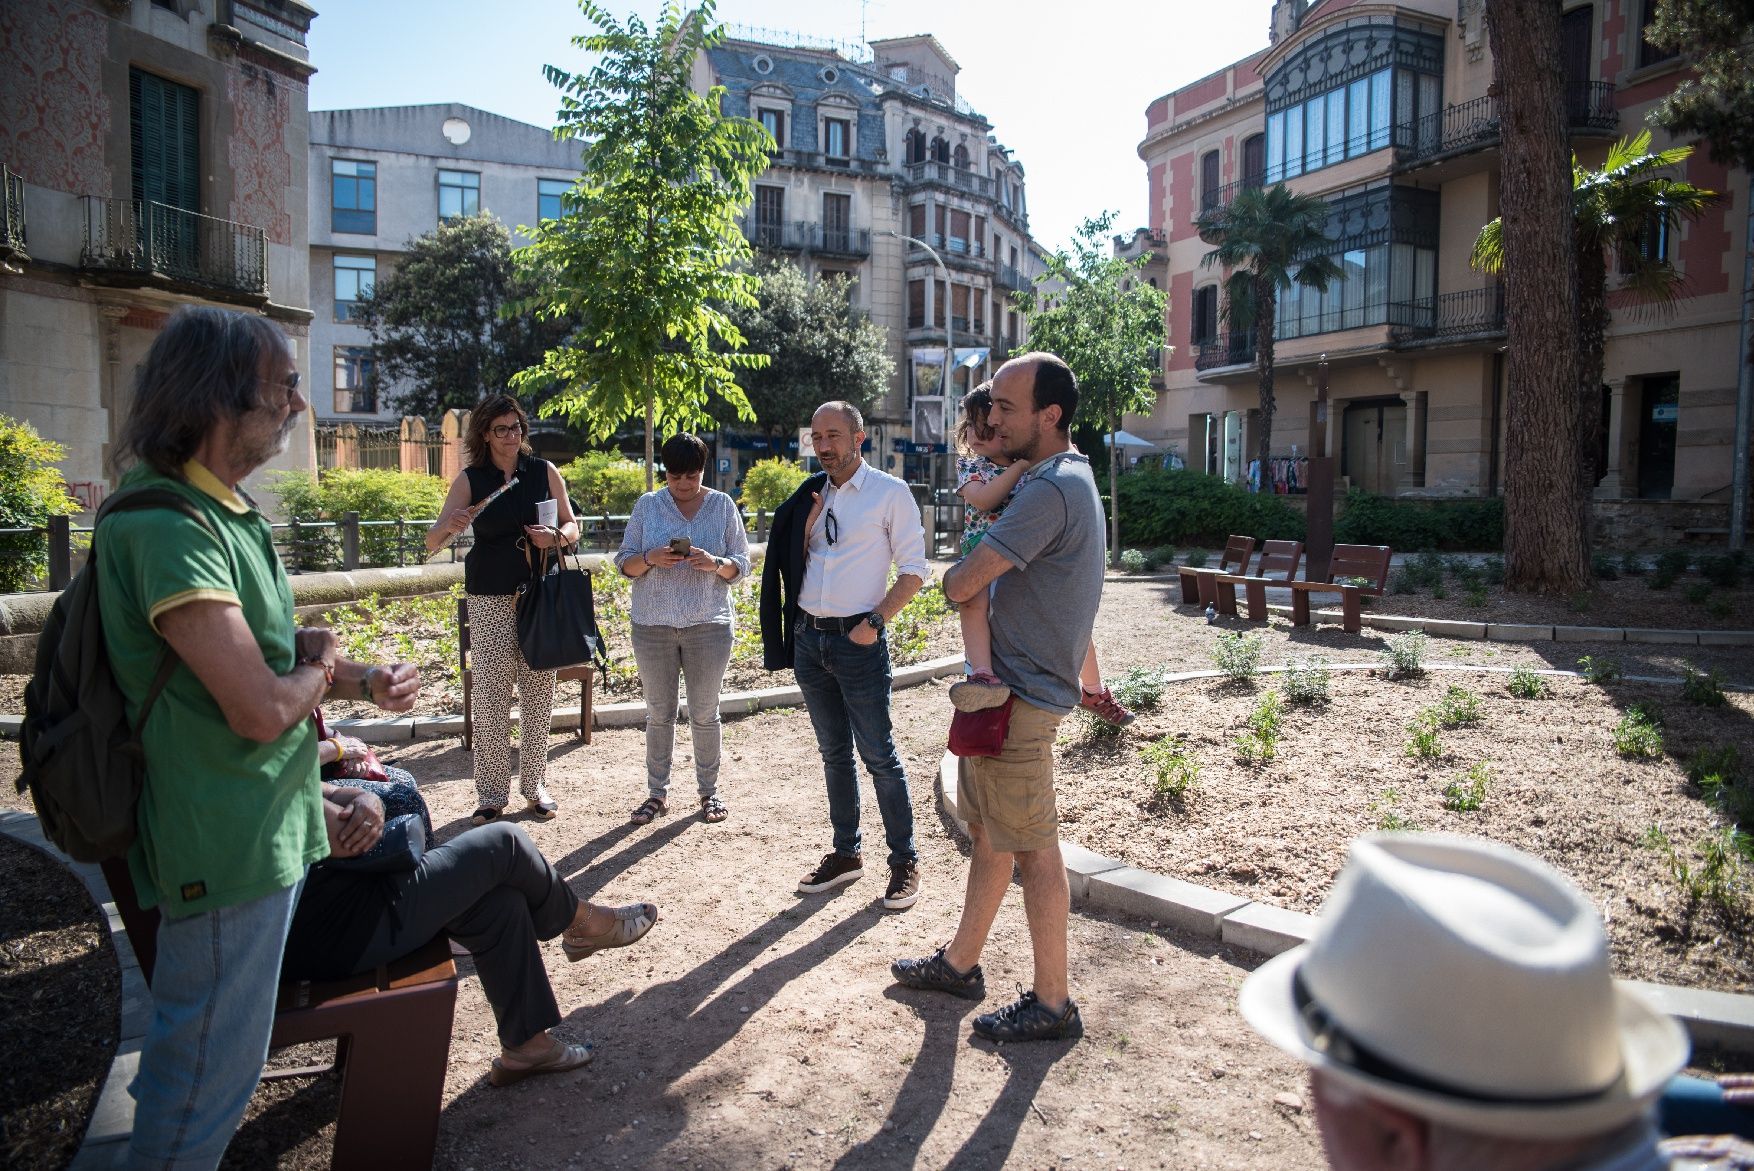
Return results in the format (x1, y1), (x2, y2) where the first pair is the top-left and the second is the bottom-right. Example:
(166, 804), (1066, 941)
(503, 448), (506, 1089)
(630, 796), (668, 825)
(471, 806), (503, 826)
(700, 794), (728, 823)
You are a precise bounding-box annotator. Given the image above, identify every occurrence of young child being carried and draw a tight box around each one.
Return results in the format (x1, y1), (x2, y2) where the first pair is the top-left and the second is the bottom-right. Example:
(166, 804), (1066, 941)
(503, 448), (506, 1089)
(945, 384), (1136, 725)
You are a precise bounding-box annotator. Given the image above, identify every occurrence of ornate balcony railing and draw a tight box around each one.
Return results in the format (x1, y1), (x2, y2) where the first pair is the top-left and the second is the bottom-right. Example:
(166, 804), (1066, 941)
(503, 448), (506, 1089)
(901, 161), (993, 198)
(80, 197), (267, 297)
(745, 219), (872, 257)
(1195, 331), (1257, 372)
(1394, 80), (1617, 167)
(996, 263), (1030, 292)
(1388, 286), (1506, 344)
(2, 166), (25, 259)
(1200, 173), (1266, 216)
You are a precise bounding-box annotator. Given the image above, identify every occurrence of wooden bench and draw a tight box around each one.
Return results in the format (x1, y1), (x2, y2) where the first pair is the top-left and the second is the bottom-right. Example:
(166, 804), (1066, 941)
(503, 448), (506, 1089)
(98, 858), (459, 1171)
(458, 596), (593, 748)
(1281, 543), (1394, 634)
(1214, 539), (1305, 620)
(1177, 534), (1257, 606)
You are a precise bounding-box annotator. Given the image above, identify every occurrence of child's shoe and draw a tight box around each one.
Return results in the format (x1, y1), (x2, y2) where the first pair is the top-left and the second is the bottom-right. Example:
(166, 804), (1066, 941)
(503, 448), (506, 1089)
(1079, 685), (1135, 726)
(950, 669), (1012, 712)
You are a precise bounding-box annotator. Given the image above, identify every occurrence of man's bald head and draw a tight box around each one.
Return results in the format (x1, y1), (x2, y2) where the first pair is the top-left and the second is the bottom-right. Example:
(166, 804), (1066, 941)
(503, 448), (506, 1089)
(997, 352), (1078, 435)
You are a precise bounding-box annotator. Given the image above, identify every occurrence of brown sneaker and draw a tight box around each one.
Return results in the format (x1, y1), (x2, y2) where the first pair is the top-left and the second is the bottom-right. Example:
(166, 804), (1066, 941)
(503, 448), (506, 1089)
(1079, 685), (1135, 726)
(882, 863), (920, 910)
(797, 852), (864, 894)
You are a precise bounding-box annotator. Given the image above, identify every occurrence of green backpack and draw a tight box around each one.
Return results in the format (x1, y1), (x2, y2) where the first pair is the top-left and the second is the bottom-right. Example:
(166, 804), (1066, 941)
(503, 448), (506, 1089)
(15, 488), (214, 862)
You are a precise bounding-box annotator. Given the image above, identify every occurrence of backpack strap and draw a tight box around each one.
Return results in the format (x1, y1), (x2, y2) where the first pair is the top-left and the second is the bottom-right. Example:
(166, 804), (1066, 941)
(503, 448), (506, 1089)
(94, 487), (221, 737)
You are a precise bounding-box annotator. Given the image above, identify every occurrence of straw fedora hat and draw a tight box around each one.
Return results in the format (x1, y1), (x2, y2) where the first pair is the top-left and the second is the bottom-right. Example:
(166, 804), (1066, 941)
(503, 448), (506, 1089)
(1239, 833), (1687, 1139)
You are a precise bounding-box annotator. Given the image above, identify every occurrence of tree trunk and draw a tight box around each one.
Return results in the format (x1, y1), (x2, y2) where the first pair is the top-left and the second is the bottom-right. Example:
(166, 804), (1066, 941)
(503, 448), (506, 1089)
(644, 394), (656, 491)
(1576, 234), (1608, 540)
(1108, 400), (1121, 568)
(1254, 274), (1277, 478)
(1489, 0), (1590, 594)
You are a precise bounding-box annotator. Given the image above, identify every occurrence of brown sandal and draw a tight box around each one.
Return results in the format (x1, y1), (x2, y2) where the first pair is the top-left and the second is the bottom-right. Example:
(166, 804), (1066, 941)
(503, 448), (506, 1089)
(630, 796), (667, 825)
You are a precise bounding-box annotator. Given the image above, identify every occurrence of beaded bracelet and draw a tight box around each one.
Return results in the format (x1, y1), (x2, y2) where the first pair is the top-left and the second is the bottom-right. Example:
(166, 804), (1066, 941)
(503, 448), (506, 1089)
(299, 656), (335, 687)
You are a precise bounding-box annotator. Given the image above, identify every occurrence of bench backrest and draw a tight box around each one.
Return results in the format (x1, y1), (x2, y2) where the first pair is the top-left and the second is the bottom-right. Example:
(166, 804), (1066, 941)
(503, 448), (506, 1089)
(1255, 539), (1305, 581)
(1219, 534), (1257, 574)
(1323, 544), (1393, 593)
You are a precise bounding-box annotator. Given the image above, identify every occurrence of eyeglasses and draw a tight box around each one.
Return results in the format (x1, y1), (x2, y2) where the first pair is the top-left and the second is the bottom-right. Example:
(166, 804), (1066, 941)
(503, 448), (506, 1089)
(259, 372), (300, 400)
(490, 423), (525, 439)
(824, 507), (839, 547)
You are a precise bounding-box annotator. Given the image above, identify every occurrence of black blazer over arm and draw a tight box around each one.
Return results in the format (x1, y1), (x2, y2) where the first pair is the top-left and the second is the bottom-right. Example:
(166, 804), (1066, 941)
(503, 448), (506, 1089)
(759, 472), (828, 671)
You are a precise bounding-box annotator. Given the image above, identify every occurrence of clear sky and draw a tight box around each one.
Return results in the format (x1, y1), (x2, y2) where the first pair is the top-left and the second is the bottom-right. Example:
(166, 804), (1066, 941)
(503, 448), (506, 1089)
(306, 0), (1275, 254)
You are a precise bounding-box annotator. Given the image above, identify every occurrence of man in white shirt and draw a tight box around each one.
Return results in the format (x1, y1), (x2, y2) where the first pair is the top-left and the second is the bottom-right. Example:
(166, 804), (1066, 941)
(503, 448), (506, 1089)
(790, 401), (931, 911)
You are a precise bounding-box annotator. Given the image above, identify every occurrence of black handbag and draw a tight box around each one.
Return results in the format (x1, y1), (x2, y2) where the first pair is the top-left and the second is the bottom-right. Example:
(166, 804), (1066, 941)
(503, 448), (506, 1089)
(515, 545), (609, 673)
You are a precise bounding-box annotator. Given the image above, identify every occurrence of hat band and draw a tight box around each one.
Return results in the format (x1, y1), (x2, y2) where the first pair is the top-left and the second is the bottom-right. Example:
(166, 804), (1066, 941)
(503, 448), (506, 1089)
(1293, 972), (1618, 1107)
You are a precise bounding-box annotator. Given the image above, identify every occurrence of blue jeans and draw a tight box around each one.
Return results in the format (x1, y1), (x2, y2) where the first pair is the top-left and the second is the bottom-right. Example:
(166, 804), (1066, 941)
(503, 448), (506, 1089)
(130, 879), (303, 1170)
(631, 621), (734, 800)
(793, 624), (916, 869)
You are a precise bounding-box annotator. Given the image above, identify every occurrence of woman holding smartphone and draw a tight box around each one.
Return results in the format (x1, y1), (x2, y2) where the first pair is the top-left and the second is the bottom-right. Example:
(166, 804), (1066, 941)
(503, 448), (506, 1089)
(615, 434), (750, 826)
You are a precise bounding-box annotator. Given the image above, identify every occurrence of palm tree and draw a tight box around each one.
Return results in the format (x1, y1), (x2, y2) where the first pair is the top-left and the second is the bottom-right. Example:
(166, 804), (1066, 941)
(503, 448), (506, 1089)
(1197, 185), (1343, 473)
(1472, 131), (1716, 502)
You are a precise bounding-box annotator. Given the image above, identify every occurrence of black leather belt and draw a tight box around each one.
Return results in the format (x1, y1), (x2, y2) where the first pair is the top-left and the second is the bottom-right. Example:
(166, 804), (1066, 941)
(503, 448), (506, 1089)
(804, 612), (871, 634)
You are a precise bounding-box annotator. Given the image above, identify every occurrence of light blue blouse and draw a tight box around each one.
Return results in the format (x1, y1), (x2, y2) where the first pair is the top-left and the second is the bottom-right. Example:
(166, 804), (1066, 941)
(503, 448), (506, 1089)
(614, 487), (751, 628)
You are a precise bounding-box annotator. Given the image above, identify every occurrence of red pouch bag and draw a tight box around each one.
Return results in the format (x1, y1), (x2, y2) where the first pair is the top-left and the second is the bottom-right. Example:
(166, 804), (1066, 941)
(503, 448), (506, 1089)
(948, 697), (1014, 758)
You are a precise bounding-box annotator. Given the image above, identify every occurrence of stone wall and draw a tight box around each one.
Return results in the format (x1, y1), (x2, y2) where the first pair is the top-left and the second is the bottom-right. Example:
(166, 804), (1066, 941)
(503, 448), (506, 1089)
(1590, 498), (1730, 550)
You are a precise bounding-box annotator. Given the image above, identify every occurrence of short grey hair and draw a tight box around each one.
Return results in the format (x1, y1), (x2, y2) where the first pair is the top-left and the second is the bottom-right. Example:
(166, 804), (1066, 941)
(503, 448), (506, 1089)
(114, 306), (291, 476)
(814, 400), (864, 433)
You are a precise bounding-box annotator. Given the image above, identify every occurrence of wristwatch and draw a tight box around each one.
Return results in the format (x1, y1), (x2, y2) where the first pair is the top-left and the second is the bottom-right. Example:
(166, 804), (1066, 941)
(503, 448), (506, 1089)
(864, 611), (885, 632)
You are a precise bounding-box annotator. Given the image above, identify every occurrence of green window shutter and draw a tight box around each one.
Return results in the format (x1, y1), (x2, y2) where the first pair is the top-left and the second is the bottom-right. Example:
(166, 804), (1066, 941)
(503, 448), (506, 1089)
(130, 68), (199, 212)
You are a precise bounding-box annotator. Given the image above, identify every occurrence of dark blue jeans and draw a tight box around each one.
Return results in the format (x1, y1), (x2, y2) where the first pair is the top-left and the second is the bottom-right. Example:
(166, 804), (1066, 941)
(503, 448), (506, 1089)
(793, 624), (917, 869)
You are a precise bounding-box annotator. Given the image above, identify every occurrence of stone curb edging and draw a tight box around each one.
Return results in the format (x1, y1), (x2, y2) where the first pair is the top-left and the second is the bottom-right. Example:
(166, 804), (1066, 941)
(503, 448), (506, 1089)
(0, 810), (149, 1170)
(932, 665), (1754, 1056)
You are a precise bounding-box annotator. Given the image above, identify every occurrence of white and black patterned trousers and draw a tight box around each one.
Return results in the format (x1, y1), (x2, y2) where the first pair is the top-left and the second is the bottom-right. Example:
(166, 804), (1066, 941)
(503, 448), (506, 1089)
(466, 593), (555, 810)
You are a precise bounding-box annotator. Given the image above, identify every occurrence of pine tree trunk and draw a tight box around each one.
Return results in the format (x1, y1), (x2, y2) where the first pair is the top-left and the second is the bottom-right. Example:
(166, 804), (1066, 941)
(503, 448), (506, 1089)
(1254, 274), (1277, 475)
(1576, 237), (1608, 511)
(1489, 0), (1590, 594)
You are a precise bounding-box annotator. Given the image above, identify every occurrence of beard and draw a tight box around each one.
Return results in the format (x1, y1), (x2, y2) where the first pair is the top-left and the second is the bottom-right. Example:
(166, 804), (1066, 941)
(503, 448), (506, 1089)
(233, 407), (298, 469)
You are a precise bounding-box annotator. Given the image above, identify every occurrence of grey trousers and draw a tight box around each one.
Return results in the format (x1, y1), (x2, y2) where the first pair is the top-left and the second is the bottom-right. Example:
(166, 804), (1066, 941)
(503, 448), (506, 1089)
(630, 621), (734, 800)
(360, 822), (577, 1049)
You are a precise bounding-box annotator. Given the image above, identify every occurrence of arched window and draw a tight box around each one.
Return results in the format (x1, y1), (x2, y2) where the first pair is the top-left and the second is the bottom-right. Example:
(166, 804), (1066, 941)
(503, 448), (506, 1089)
(931, 136), (950, 164)
(952, 143), (969, 170)
(905, 129), (926, 165)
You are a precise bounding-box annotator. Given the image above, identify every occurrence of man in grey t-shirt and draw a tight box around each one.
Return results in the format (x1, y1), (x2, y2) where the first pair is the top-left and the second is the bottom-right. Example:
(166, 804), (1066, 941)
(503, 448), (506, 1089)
(892, 351), (1105, 1043)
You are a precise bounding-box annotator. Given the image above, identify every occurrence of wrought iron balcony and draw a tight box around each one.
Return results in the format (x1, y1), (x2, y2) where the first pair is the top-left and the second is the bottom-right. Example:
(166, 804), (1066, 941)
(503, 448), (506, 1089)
(1394, 81), (1618, 168)
(81, 197), (267, 298)
(745, 219), (872, 257)
(2, 166), (24, 261)
(1199, 174), (1266, 216)
(901, 161), (993, 198)
(1195, 331), (1257, 372)
(996, 263), (1031, 292)
(1388, 286), (1506, 344)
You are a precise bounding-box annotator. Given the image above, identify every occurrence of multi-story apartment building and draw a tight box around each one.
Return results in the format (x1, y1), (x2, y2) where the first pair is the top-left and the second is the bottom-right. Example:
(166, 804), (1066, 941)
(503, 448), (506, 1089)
(308, 104), (581, 432)
(699, 29), (1044, 486)
(1133, 0), (1745, 531)
(1, 0), (317, 513)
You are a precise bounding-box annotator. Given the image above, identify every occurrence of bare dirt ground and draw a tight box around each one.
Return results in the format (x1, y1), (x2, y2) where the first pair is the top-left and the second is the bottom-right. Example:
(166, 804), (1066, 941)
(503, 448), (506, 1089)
(3, 570), (1752, 1168)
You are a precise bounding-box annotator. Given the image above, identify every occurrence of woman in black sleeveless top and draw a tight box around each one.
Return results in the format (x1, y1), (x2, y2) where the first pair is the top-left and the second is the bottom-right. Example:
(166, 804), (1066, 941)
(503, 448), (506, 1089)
(427, 394), (579, 824)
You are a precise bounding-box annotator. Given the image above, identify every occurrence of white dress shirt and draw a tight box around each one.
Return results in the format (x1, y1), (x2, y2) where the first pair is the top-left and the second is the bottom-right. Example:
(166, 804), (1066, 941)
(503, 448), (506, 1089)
(799, 460), (932, 617)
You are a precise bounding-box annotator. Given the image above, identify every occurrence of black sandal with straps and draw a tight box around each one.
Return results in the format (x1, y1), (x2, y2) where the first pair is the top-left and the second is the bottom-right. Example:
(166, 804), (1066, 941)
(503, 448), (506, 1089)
(630, 796), (668, 825)
(700, 794), (728, 823)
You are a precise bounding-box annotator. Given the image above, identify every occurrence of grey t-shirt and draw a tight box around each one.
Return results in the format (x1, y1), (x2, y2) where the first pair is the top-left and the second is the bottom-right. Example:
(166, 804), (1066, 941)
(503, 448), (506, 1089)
(981, 450), (1106, 715)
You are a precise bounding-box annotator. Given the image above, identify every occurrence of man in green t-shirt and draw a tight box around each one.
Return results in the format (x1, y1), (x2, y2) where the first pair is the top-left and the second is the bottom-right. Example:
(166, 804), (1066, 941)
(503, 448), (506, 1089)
(101, 307), (420, 1169)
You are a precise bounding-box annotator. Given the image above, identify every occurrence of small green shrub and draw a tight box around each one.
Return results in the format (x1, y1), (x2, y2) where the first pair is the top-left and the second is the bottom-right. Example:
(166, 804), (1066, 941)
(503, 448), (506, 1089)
(1507, 667), (1551, 700)
(1682, 666), (1727, 708)
(1464, 583), (1489, 608)
(1590, 552), (1620, 581)
(1388, 569), (1418, 595)
(1442, 762), (1490, 812)
(1150, 545), (1177, 568)
(1700, 554), (1743, 590)
(1688, 744), (1741, 789)
(1613, 708), (1664, 759)
(1372, 787), (1419, 832)
(1405, 716), (1443, 762)
(1577, 655), (1622, 684)
(1279, 656), (1331, 706)
(1142, 738), (1200, 802)
(267, 467), (448, 569)
(1407, 551), (1446, 589)
(1380, 630), (1429, 679)
(0, 415), (82, 593)
(1110, 665), (1166, 713)
(1482, 556), (1506, 585)
(557, 450), (647, 517)
(1234, 692), (1283, 767)
(1212, 630), (1264, 683)
(1708, 597), (1734, 619)
(1434, 684), (1484, 728)
(1620, 553), (1647, 577)
(1120, 548), (1149, 573)
(740, 457), (810, 514)
(1655, 550), (1691, 577)
(1182, 548), (1209, 569)
(1685, 582), (1713, 606)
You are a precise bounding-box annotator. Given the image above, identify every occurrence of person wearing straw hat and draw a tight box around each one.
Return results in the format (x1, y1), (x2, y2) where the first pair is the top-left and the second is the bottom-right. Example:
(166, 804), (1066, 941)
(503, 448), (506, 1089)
(1239, 833), (1693, 1171)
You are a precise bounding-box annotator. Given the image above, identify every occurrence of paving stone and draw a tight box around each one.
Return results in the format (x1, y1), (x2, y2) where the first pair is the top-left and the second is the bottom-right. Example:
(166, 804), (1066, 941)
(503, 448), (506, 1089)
(1553, 626), (1625, 643)
(1413, 619), (1487, 639)
(1085, 866), (1250, 938)
(1361, 614), (1424, 632)
(334, 716), (414, 744)
(80, 1042), (141, 1145)
(893, 654), (963, 687)
(1487, 623), (1554, 642)
(0, 714), (20, 739)
(414, 714), (465, 737)
(935, 753), (967, 835)
(1060, 841), (1125, 904)
(1624, 628), (1699, 645)
(1621, 979), (1754, 1055)
(1698, 630), (1754, 647)
(1220, 901), (1318, 957)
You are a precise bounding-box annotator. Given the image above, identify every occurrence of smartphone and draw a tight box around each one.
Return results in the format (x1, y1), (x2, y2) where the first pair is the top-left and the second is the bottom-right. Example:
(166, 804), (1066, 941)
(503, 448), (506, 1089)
(669, 536), (692, 556)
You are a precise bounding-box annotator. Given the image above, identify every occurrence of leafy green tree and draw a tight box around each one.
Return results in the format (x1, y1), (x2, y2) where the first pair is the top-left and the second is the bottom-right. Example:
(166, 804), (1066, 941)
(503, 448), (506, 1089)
(1473, 132), (1715, 501)
(1647, 0), (1754, 172)
(558, 452), (647, 516)
(512, 0), (770, 490)
(351, 214), (577, 420)
(265, 468), (448, 569)
(1017, 211), (1168, 566)
(0, 416), (79, 593)
(723, 258), (892, 441)
(1196, 184), (1342, 474)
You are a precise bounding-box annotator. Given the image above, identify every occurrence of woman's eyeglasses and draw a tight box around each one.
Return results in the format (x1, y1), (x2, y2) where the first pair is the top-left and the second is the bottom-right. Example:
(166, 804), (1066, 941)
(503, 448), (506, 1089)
(490, 423), (525, 439)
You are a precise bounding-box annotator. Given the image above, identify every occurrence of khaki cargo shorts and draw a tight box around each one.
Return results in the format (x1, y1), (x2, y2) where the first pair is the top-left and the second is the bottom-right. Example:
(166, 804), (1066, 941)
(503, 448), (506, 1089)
(958, 700), (1064, 853)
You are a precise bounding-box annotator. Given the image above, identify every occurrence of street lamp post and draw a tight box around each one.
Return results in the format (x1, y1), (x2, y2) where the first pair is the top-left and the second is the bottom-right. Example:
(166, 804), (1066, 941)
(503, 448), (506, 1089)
(886, 229), (955, 416)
